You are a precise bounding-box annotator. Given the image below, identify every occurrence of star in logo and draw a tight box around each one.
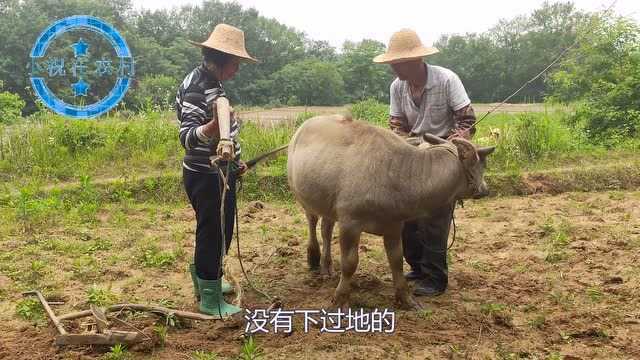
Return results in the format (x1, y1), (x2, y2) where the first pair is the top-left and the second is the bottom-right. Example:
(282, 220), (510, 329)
(71, 79), (90, 96)
(71, 38), (89, 57)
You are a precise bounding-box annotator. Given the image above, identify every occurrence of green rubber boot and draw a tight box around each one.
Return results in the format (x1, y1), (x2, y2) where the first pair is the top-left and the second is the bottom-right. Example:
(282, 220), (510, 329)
(190, 264), (234, 297)
(221, 277), (234, 294)
(197, 277), (241, 317)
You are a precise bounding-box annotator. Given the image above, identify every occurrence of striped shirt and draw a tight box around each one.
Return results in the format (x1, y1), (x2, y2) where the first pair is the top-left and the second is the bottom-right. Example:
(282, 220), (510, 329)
(176, 63), (241, 173)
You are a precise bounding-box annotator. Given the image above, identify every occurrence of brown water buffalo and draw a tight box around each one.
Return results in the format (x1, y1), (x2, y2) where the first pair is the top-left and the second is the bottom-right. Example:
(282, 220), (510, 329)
(287, 115), (495, 308)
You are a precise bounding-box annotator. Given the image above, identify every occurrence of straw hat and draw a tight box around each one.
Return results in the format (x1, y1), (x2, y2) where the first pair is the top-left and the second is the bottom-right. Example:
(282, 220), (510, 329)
(188, 24), (258, 63)
(373, 29), (439, 64)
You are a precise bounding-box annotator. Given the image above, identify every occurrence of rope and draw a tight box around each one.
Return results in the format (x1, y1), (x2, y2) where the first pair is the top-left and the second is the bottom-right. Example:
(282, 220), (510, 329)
(448, 205), (457, 251)
(214, 160), (231, 320)
(212, 158), (275, 305)
(234, 190), (275, 302)
(472, 0), (619, 127)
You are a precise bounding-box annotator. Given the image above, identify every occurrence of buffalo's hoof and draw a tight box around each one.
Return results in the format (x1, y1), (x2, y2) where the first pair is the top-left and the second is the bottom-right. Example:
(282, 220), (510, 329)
(333, 295), (350, 310)
(397, 295), (422, 310)
(307, 249), (320, 270)
(319, 264), (332, 277)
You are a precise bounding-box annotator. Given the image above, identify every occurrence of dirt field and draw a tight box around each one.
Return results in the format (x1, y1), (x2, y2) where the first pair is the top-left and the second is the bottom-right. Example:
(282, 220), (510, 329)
(0, 188), (638, 359)
(238, 103), (553, 127)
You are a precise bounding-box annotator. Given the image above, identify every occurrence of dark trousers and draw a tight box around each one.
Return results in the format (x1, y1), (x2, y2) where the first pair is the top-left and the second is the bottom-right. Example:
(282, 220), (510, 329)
(402, 203), (454, 288)
(183, 167), (237, 280)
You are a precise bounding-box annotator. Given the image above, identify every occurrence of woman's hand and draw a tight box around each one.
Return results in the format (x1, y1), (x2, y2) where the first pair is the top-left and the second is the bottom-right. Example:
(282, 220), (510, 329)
(202, 118), (220, 139)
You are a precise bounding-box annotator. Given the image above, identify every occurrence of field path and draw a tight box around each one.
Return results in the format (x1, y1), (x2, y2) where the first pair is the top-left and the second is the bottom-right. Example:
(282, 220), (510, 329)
(239, 103), (553, 127)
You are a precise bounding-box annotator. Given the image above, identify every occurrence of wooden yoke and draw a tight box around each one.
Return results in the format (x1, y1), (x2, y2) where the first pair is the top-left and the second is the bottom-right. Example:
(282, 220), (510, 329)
(216, 97), (234, 160)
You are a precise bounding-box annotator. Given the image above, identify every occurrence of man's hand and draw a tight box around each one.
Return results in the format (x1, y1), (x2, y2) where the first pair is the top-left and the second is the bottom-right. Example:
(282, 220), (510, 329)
(451, 105), (477, 140)
(447, 128), (472, 140)
(389, 116), (410, 137)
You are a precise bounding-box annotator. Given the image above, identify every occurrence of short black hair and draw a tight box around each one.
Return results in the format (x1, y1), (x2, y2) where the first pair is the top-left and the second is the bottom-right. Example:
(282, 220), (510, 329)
(202, 47), (233, 67)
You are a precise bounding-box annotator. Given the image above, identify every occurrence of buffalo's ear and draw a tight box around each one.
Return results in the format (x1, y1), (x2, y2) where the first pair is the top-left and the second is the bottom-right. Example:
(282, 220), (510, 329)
(423, 133), (447, 145)
(450, 138), (479, 167)
(478, 146), (496, 158)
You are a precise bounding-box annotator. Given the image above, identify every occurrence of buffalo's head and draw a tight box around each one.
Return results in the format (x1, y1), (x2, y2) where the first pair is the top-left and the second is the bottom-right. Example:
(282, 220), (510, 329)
(421, 134), (496, 199)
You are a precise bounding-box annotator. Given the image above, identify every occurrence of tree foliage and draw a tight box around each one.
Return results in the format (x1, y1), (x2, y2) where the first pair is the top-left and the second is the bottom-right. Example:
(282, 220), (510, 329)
(269, 59), (346, 106)
(0, 0), (637, 117)
(430, 1), (586, 102)
(548, 14), (640, 141)
(339, 40), (394, 103)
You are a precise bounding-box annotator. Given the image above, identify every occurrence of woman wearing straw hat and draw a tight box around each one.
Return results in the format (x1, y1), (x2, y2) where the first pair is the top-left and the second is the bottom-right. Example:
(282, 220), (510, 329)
(177, 24), (257, 316)
(374, 29), (477, 297)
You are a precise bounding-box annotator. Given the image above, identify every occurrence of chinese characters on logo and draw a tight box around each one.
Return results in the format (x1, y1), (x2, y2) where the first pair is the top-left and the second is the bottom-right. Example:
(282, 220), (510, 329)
(29, 15), (134, 119)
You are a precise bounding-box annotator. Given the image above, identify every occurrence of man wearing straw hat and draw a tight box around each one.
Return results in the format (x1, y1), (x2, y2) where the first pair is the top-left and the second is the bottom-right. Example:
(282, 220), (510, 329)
(374, 29), (477, 297)
(177, 24), (258, 316)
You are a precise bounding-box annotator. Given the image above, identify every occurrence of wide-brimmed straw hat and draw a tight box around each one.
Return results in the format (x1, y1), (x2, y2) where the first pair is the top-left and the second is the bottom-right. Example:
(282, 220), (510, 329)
(188, 23), (258, 63)
(373, 29), (439, 64)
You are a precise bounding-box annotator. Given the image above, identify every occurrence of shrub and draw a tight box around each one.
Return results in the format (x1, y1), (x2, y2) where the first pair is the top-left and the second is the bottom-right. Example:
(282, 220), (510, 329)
(511, 113), (575, 161)
(16, 298), (45, 322)
(0, 91), (25, 124)
(547, 14), (640, 143)
(349, 98), (388, 126)
(51, 120), (106, 154)
(294, 111), (317, 127)
(129, 75), (177, 112)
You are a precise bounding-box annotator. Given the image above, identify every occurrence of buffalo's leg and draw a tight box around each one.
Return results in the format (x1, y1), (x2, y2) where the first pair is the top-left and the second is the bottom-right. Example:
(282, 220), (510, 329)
(320, 218), (335, 276)
(334, 222), (361, 308)
(383, 224), (420, 309)
(306, 213), (320, 270)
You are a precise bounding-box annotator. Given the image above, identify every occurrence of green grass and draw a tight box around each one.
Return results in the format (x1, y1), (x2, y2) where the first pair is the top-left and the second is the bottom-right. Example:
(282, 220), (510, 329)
(0, 111), (179, 185)
(239, 336), (264, 360)
(480, 302), (506, 316)
(86, 284), (117, 306)
(1, 104), (640, 213)
(15, 298), (45, 323)
(102, 344), (131, 360)
(416, 308), (434, 321)
(138, 245), (184, 269)
(153, 324), (168, 347)
(528, 313), (547, 329)
(539, 217), (573, 263)
(2, 104), (639, 188)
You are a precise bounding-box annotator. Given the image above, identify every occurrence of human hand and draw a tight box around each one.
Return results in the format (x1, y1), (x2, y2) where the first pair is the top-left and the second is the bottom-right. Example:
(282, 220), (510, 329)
(216, 139), (234, 161)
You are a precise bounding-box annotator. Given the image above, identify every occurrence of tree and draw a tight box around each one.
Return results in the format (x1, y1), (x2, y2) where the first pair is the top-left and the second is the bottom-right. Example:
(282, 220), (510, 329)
(338, 40), (393, 103)
(269, 59), (345, 106)
(430, 1), (585, 103)
(305, 40), (337, 61)
(548, 13), (640, 140)
(0, 0), (135, 113)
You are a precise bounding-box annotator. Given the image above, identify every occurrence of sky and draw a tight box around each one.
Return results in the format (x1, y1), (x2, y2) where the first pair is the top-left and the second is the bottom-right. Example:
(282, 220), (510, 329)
(131, 0), (639, 48)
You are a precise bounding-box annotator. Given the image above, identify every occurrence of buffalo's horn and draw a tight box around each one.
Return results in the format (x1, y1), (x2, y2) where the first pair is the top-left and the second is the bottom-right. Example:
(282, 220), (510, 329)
(477, 146), (496, 157)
